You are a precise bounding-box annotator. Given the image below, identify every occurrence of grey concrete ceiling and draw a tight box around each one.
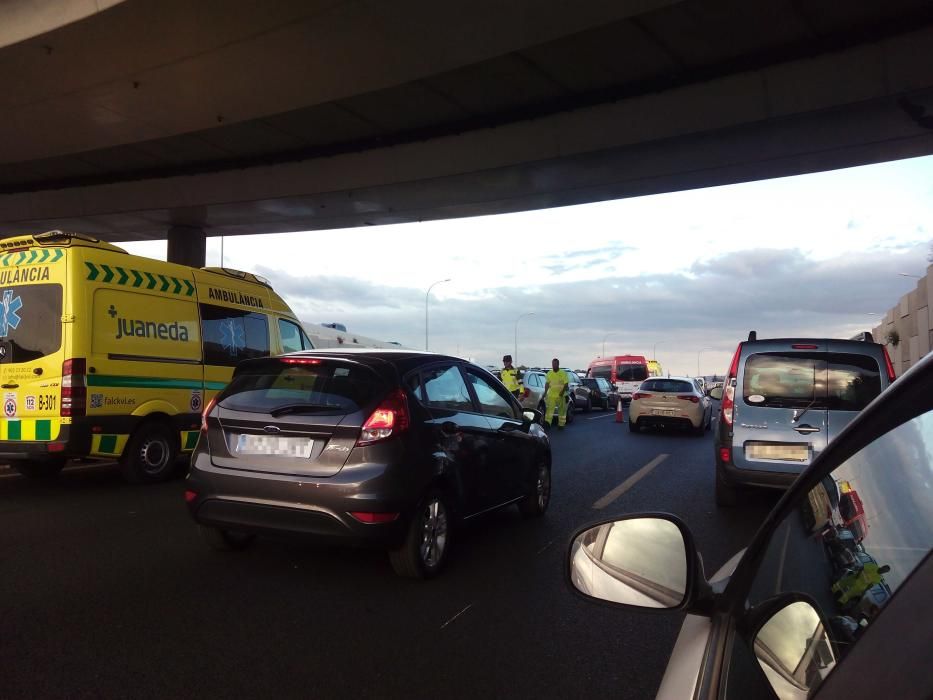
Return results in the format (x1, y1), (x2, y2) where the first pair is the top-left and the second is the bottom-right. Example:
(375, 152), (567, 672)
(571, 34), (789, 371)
(1, 0), (933, 239)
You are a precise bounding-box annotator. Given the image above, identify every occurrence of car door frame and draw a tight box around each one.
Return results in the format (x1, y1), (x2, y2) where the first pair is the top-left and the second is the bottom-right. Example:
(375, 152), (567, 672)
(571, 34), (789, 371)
(460, 364), (531, 507)
(406, 360), (496, 518)
(687, 358), (933, 699)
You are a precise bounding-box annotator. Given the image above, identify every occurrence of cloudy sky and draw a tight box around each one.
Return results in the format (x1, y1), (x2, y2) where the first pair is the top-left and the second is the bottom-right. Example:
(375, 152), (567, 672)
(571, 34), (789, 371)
(121, 155), (933, 375)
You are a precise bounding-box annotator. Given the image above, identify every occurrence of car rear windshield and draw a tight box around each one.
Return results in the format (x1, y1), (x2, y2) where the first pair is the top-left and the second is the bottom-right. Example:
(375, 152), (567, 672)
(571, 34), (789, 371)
(617, 364), (648, 381)
(219, 360), (385, 415)
(0, 284), (63, 363)
(641, 379), (694, 393)
(583, 378), (598, 389)
(743, 352), (882, 411)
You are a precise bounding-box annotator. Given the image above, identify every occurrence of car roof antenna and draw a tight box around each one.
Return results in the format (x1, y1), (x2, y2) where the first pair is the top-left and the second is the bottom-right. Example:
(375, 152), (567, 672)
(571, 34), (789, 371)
(748, 331), (757, 341)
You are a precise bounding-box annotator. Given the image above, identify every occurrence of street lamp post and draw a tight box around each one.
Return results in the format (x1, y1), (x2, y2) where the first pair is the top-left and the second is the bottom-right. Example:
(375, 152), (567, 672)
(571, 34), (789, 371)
(697, 347), (714, 377)
(602, 332), (615, 358)
(425, 278), (451, 350)
(515, 312), (535, 366)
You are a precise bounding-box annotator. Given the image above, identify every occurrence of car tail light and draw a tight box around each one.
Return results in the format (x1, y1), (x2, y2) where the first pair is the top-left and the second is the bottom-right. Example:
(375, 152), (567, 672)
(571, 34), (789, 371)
(357, 389), (410, 446)
(631, 392), (652, 400)
(792, 344), (819, 350)
(201, 396), (218, 433)
(721, 344), (742, 426)
(184, 490), (198, 503)
(678, 395), (700, 403)
(60, 358), (87, 417)
(349, 511), (400, 524)
(281, 357), (322, 365)
(882, 346), (896, 383)
(719, 447), (731, 464)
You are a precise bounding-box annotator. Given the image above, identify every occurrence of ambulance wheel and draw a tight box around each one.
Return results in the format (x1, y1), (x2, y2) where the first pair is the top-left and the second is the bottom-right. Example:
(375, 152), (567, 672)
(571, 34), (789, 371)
(121, 421), (179, 484)
(11, 457), (66, 480)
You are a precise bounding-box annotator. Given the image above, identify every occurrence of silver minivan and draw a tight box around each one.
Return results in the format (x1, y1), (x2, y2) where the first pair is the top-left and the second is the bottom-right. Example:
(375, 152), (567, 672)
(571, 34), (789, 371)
(711, 332), (895, 506)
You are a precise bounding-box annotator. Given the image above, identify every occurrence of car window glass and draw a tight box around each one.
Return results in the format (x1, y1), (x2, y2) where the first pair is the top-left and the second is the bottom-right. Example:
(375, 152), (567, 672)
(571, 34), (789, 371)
(200, 304), (270, 366)
(421, 365), (474, 412)
(466, 370), (519, 419)
(617, 364), (648, 381)
(743, 352), (882, 411)
(642, 379), (694, 393)
(277, 318), (305, 353)
(0, 283), (62, 362)
(590, 365), (612, 380)
(725, 409), (933, 699)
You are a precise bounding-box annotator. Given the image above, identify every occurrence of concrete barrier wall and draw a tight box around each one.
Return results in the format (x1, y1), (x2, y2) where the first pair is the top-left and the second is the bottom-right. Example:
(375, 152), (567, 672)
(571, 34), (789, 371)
(872, 265), (932, 377)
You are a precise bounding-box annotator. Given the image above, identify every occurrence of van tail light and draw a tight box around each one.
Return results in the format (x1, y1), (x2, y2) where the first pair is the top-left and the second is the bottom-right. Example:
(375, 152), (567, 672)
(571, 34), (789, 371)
(61, 358), (87, 417)
(721, 344), (742, 427)
(719, 447), (731, 464)
(678, 395), (700, 404)
(357, 389), (410, 446)
(201, 396), (218, 434)
(631, 392), (652, 401)
(882, 346), (896, 383)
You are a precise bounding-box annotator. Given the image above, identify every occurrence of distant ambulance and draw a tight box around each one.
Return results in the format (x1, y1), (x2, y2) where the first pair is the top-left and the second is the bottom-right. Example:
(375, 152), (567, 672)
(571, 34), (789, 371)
(0, 231), (312, 483)
(587, 355), (650, 401)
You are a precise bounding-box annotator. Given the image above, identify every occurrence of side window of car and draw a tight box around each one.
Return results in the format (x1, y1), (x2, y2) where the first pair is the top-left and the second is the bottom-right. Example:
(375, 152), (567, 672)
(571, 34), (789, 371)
(277, 318), (308, 353)
(200, 304), (270, 366)
(465, 370), (520, 419)
(724, 409), (933, 698)
(419, 365), (474, 412)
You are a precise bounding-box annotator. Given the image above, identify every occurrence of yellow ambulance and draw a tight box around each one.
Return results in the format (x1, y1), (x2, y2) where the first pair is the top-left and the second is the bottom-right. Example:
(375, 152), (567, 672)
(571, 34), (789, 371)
(0, 231), (313, 482)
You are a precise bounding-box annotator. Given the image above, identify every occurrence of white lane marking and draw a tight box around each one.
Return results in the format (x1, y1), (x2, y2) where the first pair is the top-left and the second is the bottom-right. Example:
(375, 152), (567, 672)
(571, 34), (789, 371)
(0, 463), (117, 479)
(586, 413), (617, 421)
(775, 522), (792, 595)
(440, 604), (473, 630)
(592, 454), (670, 510)
(536, 540), (555, 555)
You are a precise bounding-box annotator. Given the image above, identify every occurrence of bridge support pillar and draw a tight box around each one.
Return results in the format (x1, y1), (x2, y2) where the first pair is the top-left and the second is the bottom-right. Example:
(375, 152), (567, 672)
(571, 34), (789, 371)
(167, 226), (206, 268)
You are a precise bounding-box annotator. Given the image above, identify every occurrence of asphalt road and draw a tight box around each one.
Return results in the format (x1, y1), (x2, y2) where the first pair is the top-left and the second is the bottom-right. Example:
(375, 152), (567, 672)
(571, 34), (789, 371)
(0, 409), (780, 699)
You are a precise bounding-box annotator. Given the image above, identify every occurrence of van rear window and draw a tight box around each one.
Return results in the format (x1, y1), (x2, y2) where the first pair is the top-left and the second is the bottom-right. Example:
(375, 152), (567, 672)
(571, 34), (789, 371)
(743, 352), (882, 411)
(0, 284), (62, 363)
(617, 364), (648, 382)
(589, 365), (612, 380)
(220, 361), (384, 415)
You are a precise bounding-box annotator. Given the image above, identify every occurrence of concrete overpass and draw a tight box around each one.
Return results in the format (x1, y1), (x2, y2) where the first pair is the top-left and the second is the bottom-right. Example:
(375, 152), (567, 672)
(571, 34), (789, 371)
(2, 0), (933, 265)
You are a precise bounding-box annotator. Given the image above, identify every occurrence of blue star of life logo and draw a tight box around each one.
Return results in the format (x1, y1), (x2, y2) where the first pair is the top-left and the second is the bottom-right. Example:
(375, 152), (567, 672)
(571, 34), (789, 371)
(0, 290), (23, 336)
(220, 319), (246, 356)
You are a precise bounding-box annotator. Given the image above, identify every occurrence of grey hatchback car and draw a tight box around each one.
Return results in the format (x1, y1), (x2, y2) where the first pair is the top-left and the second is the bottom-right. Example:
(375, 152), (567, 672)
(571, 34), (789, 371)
(712, 332), (895, 506)
(186, 350), (552, 578)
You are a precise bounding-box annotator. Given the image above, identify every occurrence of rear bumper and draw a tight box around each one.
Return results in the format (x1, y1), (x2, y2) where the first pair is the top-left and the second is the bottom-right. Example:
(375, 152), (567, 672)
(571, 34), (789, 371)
(186, 451), (419, 548)
(0, 423), (90, 461)
(716, 446), (801, 489)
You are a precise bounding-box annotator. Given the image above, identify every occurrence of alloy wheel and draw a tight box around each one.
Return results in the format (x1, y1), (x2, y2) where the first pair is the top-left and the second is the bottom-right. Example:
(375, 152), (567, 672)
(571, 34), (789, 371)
(419, 498), (448, 568)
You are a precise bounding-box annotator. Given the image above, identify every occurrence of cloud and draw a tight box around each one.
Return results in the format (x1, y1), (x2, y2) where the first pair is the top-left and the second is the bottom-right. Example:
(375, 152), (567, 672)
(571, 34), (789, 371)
(263, 244), (926, 373)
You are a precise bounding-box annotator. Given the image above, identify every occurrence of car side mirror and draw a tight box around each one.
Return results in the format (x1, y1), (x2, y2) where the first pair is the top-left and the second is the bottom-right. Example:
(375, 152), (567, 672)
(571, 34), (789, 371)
(523, 409), (542, 425)
(750, 595), (836, 699)
(708, 387), (723, 401)
(567, 514), (707, 611)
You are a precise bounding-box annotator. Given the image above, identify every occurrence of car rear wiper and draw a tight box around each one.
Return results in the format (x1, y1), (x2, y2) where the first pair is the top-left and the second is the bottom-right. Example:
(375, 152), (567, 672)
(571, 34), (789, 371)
(269, 403), (344, 417)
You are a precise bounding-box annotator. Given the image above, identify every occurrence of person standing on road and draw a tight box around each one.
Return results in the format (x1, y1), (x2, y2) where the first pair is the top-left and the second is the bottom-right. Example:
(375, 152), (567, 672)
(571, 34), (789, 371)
(501, 355), (526, 399)
(544, 358), (569, 429)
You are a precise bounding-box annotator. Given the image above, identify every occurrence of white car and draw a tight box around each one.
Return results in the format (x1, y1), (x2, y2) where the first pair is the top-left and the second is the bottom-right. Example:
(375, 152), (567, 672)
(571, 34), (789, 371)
(628, 376), (713, 434)
(567, 352), (933, 699)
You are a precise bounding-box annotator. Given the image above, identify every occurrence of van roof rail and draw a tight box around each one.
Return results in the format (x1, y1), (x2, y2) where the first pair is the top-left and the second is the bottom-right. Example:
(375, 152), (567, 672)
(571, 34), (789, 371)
(748, 331), (757, 341)
(200, 266), (272, 288)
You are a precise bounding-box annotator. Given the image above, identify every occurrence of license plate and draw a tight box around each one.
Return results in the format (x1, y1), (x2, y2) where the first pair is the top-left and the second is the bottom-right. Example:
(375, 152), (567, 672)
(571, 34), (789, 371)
(236, 434), (314, 458)
(746, 443), (809, 462)
(652, 409), (677, 416)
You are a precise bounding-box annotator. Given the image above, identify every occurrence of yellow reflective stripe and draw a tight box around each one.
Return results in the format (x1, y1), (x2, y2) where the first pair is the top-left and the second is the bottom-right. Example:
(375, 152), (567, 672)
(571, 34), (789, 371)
(91, 434), (129, 456)
(0, 418), (62, 441)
